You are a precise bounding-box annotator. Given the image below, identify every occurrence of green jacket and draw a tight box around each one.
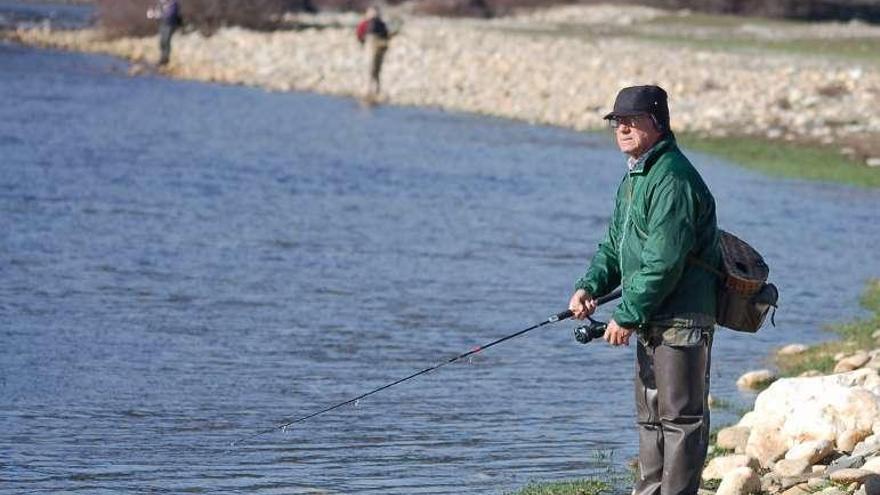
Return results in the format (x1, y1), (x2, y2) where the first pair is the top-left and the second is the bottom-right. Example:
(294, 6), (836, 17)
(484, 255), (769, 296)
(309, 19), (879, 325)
(575, 136), (720, 335)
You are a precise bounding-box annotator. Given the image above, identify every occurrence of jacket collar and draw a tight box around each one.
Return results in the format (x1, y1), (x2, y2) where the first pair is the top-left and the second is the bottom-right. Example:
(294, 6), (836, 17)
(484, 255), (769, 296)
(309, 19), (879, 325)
(626, 135), (675, 175)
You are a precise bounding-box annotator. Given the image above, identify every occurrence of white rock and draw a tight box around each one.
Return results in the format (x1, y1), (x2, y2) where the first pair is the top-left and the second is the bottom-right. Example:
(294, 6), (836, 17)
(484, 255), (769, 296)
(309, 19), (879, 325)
(835, 352), (871, 373)
(703, 454), (760, 481)
(746, 423), (789, 467)
(785, 439), (834, 464)
(778, 344), (809, 356)
(718, 426), (751, 452)
(747, 369), (880, 455)
(838, 428), (872, 453)
(866, 157), (880, 168)
(717, 466), (762, 495)
(861, 456), (880, 474)
(773, 457), (811, 477)
(737, 369), (778, 390)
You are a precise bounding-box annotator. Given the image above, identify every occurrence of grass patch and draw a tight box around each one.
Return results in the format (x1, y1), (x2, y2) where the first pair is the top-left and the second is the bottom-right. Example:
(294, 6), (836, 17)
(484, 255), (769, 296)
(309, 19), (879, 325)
(507, 450), (630, 495)
(776, 279), (880, 376)
(507, 479), (611, 495)
(680, 135), (880, 188)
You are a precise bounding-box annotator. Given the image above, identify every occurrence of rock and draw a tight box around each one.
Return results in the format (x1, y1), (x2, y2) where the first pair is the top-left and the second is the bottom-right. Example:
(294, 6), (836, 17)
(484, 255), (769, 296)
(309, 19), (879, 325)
(785, 439), (834, 464)
(716, 466), (762, 495)
(746, 423), (790, 467)
(815, 488), (845, 495)
(864, 474), (880, 495)
(828, 454), (867, 474)
(773, 458), (811, 478)
(703, 454), (761, 481)
(854, 435), (880, 458)
(778, 344), (809, 356)
(718, 426), (751, 452)
(761, 472), (782, 493)
(861, 456), (880, 473)
(737, 369), (778, 390)
(745, 370), (880, 458)
(829, 468), (874, 483)
(781, 483), (812, 495)
(839, 428), (873, 453)
(835, 352), (871, 373)
(866, 157), (880, 168)
(799, 370), (823, 377)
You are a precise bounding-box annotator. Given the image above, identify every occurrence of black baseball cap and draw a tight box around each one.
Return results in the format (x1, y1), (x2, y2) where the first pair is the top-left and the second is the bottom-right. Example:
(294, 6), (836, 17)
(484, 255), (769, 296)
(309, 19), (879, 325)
(603, 85), (670, 130)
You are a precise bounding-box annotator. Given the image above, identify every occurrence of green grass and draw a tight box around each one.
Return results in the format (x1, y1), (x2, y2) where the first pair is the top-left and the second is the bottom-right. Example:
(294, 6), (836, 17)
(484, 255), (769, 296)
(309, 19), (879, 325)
(507, 479), (611, 495)
(507, 450), (631, 495)
(679, 135), (880, 188)
(776, 279), (880, 376)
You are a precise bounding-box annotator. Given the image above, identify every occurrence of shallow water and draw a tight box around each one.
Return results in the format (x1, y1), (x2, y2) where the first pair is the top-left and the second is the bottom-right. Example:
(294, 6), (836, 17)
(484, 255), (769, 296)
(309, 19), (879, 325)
(2, 10), (880, 495)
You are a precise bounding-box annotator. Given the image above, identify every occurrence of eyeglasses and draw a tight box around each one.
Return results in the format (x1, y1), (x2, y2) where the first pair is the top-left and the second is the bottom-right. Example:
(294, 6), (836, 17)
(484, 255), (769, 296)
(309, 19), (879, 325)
(607, 115), (652, 129)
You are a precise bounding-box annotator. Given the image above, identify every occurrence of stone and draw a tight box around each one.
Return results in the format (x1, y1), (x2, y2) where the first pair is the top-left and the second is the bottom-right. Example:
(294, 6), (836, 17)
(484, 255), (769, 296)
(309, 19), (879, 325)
(835, 352), (871, 373)
(854, 435), (880, 458)
(716, 466), (762, 495)
(861, 456), (880, 474)
(737, 369), (778, 390)
(785, 439), (834, 464)
(778, 344), (809, 356)
(745, 370), (880, 457)
(781, 483), (812, 495)
(839, 428), (873, 453)
(828, 454), (867, 474)
(815, 488), (845, 495)
(717, 426), (751, 452)
(703, 454), (761, 481)
(829, 468), (874, 483)
(746, 423), (790, 467)
(864, 474), (880, 495)
(773, 458), (811, 478)
(866, 157), (880, 168)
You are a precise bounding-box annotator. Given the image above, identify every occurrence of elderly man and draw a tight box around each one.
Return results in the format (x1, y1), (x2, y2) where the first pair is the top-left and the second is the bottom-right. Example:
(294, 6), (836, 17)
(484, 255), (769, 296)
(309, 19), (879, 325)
(569, 85), (720, 495)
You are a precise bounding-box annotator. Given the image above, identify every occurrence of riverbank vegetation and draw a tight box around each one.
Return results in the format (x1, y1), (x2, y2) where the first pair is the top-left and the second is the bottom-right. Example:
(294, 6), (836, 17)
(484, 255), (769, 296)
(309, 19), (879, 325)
(680, 135), (880, 188)
(776, 279), (880, 376)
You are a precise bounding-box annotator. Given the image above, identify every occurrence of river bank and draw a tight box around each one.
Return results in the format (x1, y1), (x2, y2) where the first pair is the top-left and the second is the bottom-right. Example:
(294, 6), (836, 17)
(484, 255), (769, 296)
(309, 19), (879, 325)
(4, 5), (880, 182)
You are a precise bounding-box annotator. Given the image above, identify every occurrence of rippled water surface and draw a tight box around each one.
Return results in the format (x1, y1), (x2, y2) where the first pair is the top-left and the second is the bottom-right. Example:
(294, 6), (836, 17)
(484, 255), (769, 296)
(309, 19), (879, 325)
(2, 12), (880, 494)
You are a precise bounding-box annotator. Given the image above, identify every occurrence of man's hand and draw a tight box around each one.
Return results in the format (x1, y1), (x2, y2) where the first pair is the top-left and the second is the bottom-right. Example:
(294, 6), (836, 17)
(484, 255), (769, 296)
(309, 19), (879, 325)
(603, 319), (634, 346)
(568, 289), (597, 320)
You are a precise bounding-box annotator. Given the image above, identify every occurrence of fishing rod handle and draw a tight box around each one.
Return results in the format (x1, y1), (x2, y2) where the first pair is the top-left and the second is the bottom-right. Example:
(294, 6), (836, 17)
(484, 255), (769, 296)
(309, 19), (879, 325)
(551, 287), (623, 322)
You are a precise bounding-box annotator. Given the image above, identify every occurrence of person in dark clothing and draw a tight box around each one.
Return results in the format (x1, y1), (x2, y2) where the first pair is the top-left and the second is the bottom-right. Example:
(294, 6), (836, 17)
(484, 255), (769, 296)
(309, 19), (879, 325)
(356, 6), (391, 99)
(148, 0), (182, 66)
(569, 85), (721, 495)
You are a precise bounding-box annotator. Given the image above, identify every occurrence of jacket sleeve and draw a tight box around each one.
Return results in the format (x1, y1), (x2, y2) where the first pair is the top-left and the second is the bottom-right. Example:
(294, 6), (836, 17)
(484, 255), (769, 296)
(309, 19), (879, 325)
(612, 176), (697, 328)
(574, 184), (623, 298)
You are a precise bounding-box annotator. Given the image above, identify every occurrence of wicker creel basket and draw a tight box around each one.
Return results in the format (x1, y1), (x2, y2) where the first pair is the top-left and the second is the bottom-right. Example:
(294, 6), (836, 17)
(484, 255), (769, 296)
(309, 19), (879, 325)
(719, 230), (769, 295)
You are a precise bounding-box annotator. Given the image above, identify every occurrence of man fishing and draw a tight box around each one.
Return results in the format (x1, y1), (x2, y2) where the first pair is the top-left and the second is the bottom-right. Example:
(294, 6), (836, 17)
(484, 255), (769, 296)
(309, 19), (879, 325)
(356, 6), (392, 100)
(147, 0), (183, 66)
(568, 85), (721, 495)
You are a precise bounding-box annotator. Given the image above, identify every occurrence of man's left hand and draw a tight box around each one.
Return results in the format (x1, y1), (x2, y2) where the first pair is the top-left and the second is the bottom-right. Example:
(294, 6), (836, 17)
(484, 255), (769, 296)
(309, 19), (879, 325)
(603, 319), (634, 346)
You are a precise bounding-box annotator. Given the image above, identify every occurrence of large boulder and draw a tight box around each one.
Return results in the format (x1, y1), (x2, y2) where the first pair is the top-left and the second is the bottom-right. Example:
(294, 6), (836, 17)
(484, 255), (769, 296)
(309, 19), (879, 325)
(739, 369), (880, 464)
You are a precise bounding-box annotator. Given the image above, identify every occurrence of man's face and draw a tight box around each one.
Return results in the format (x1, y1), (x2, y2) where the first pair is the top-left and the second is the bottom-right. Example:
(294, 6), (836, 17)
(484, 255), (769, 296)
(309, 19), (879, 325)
(612, 114), (662, 158)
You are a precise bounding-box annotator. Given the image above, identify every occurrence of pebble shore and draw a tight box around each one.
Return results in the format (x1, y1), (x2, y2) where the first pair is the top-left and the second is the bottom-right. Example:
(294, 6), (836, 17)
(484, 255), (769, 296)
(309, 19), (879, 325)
(5, 5), (880, 165)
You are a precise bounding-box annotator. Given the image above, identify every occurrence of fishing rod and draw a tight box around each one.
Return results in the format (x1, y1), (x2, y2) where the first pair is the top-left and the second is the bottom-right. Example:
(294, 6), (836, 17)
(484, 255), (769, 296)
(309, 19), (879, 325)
(230, 288), (623, 448)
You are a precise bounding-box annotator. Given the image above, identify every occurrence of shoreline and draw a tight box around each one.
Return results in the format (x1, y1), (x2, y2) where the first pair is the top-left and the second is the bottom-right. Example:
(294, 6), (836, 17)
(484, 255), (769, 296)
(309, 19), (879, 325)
(4, 5), (880, 185)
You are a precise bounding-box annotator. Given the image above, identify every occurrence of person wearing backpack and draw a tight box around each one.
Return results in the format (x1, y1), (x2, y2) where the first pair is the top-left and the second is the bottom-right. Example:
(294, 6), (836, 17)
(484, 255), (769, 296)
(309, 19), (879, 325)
(568, 85), (721, 495)
(356, 6), (391, 100)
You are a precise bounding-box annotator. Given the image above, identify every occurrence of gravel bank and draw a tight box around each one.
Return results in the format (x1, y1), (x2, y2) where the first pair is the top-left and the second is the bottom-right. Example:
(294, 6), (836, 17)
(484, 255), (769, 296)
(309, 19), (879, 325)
(5, 5), (880, 165)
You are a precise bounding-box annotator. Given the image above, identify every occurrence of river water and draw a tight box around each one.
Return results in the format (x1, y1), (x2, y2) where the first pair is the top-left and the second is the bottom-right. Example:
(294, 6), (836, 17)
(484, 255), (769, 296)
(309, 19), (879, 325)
(2, 4), (880, 494)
